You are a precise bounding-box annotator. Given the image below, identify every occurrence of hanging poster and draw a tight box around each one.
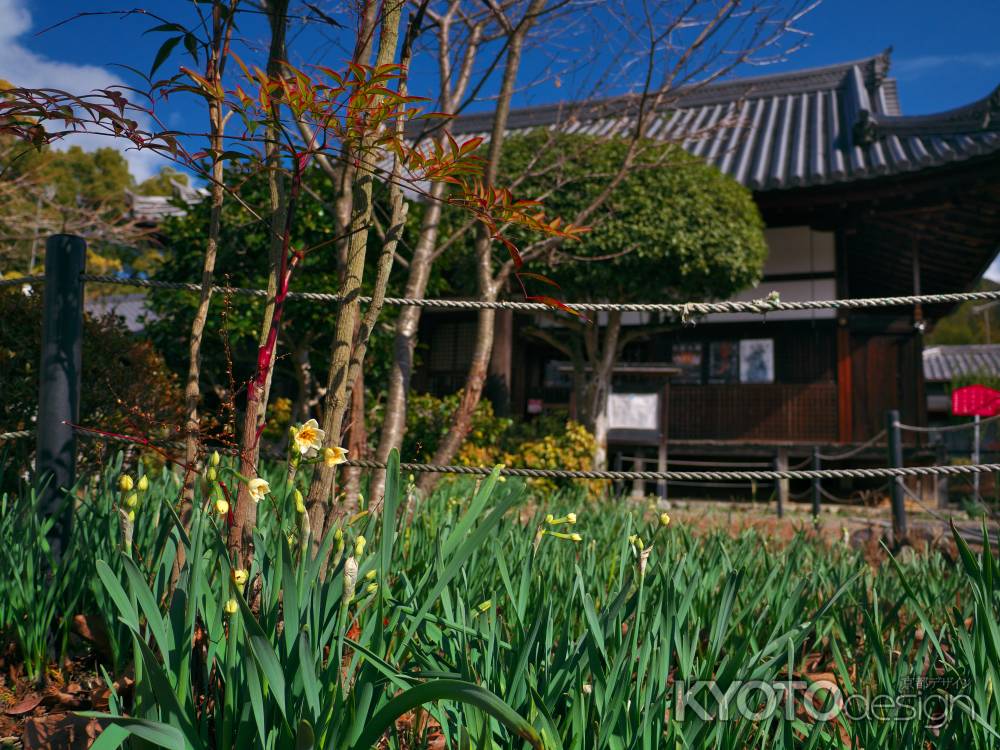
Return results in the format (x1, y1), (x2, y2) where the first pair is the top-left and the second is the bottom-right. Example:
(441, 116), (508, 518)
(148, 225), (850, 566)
(708, 341), (739, 383)
(671, 342), (703, 384)
(607, 393), (660, 431)
(739, 338), (775, 383)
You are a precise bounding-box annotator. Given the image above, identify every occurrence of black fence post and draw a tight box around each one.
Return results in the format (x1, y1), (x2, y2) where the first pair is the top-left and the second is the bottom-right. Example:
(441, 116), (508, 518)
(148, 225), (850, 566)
(811, 446), (822, 519)
(36, 234), (86, 560)
(886, 409), (908, 545)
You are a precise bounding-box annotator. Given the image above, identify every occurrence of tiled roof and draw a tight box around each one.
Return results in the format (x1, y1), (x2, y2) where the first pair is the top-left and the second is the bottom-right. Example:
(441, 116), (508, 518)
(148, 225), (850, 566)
(923, 345), (1000, 383)
(439, 50), (1000, 192)
(126, 179), (206, 223)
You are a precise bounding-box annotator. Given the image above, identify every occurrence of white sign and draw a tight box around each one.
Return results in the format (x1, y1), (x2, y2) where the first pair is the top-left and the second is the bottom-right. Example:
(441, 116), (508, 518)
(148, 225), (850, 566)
(607, 393), (659, 431)
(739, 339), (775, 383)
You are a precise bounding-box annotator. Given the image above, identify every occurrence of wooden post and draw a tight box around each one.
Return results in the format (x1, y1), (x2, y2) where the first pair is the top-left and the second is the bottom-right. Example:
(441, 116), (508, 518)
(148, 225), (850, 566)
(811, 446), (822, 518)
(657, 383), (669, 501)
(935, 441), (948, 507)
(36, 234), (86, 560)
(886, 409), (908, 544)
(775, 449), (787, 519)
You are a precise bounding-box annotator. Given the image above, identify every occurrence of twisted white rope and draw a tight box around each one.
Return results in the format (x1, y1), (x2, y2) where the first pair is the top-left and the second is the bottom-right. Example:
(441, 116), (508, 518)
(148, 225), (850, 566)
(5, 273), (1000, 315)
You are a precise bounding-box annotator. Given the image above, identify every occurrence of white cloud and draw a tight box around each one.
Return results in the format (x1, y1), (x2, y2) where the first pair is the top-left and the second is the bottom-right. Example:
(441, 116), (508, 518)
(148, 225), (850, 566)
(894, 52), (1000, 80)
(0, 0), (164, 181)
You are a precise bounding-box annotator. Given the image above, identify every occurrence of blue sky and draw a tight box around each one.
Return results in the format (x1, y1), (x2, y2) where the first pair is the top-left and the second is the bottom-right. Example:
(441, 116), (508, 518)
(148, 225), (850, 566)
(2, 0), (999, 272)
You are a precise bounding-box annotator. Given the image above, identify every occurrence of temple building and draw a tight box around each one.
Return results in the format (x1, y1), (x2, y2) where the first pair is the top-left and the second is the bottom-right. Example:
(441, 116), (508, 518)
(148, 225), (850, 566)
(413, 50), (1000, 486)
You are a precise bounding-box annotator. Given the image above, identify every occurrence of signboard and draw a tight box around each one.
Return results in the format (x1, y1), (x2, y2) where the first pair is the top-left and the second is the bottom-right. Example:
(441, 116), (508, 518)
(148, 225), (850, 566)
(607, 393), (659, 431)
(708, 341), (739, 383)
(952, 384), (1000, 416)
(739, 339), (775, 383)
(671, 343), (703, 384)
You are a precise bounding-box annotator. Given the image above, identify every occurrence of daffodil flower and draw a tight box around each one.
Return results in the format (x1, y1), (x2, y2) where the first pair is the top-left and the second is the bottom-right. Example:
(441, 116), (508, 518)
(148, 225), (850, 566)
(323, 445), (349, 467)
(118, 474), (134, 492)
(224, 599), (239, 616)
(659, 512), (671, 527)
(247, 477), (270, 503)
(215, 498), (230, 515)
(293, 419), (325, 457)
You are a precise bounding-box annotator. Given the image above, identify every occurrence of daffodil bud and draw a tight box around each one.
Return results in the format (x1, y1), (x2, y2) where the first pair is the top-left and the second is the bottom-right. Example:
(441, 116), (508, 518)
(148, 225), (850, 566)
(231, 568), (249, 590)
(477, 600), (492, 613)
(366, 582), (378, 596)
(570, 533), (582, 542)
(566, 512), (577, 524)
(224, 598), (239, 616)
(127, 509), (135, 523)
(545, 513), (555, 524)
(294, 489), (305, 513)
(364, 569), (377, 581)
(354, 535), (366, 557)
(137, 475), (149, 492)
(659, 512), (671, 527)
(215, 498), (229, 515)
(207, 466), (217, 482)
(343, 556), (358, 602)
(211, 450), (221, 467)
(124, 492), (138, 509)
(118, 474), (134, 492)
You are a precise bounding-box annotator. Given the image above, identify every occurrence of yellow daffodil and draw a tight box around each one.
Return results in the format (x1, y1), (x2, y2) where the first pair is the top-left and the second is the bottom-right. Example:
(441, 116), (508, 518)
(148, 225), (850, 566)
(224, 598), (239, 616)
(293, 419), (325, 457)
(355, 535), (366, 557)
(118, 474), (134, 492)
(247, 477), (270, 503)
(210, 450), (221, 467)
(659, 512), (671, 527)
(215, 498), (230, 515)
(566, 512), (577, 524)
(137, 475), (149, 492)
(124, 493), (139, 509)
(323, 445), (349, 467)
(366, 582), (378, 596)
(231, 568), (249, 588)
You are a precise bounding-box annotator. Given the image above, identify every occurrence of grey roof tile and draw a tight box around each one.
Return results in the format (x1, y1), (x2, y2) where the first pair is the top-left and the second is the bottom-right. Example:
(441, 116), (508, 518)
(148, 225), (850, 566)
(434, 50), (1000, 192)
(923, 345), (1000, 382)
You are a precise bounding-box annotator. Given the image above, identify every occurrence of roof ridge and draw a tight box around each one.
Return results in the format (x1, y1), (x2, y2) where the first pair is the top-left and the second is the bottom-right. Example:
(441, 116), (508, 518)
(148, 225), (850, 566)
(445, 50), (894, 135)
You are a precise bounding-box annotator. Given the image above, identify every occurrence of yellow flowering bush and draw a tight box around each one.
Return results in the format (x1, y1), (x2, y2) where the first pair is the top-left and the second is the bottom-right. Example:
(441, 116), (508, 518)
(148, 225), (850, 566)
(503, 421), (604, 499)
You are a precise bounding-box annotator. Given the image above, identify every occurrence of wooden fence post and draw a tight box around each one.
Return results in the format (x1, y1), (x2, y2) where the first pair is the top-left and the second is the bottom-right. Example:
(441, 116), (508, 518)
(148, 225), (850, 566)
(36, 234), (86, 560)
(886, 409), (908, 544)
(811, 446), (822, 518)
(775, 449), (787, 519)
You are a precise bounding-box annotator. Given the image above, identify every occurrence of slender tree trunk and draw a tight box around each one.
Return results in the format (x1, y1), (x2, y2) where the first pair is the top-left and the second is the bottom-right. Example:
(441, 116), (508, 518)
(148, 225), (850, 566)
(305, 1), (406, 539)
(416, 2), (544, 492)
(227, 1), (291, 563)
(370, 183), (446, 502)
(343, 367), (367, 502)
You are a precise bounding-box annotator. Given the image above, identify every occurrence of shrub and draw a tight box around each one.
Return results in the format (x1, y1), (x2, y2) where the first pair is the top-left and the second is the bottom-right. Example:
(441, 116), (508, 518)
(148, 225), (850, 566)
(0, 286), (183, 476)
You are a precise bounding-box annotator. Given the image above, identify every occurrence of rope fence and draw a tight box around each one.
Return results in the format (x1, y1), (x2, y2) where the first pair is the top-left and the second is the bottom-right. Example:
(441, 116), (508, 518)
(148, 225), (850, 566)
(896, 413), (1000, 434)
(4, 425), (999, 486)
(6, 272), (1000, 316)
(816, 429), (887, 461)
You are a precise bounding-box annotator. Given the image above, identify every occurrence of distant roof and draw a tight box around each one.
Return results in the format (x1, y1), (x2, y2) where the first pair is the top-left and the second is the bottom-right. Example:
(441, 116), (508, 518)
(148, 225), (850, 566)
(440, 50), (1000, 192)
(126, 179), (206, 224)
(923, 345), (1000, 383)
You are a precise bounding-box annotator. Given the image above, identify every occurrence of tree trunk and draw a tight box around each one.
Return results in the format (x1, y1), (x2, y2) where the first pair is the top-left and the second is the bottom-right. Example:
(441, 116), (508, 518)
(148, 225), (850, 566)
(226, 0), (290, 564)
(416, 4), (543, 492)
(369, 183), (446, 503)
(343, 367), (367, 503)
(305, 1), (405, 539)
